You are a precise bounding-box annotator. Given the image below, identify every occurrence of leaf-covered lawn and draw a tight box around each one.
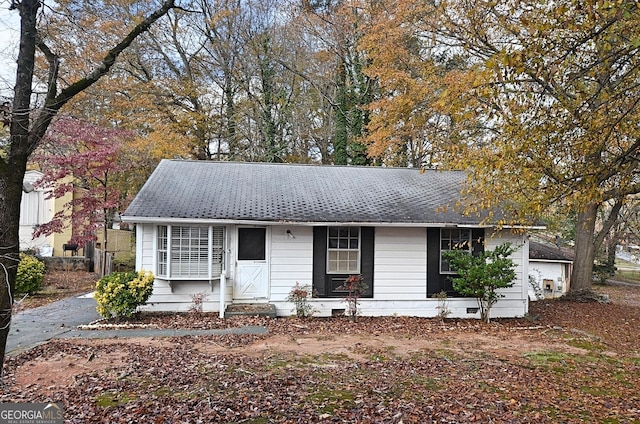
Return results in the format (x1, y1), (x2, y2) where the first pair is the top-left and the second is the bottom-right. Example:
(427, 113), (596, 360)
(2, 283), (640, 423)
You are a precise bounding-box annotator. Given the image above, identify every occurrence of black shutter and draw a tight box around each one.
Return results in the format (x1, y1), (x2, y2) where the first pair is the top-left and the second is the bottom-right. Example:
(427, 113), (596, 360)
(472, 228), (485, 255)
(427, 228), (449, 296)
(360, 227), (374, 297)
(312, 227), (327, 297)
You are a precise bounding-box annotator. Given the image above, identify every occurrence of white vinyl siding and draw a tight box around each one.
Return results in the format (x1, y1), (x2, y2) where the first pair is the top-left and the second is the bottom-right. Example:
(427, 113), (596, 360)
(269, 226), (313, 301)
(373, 227), (427, 300)
(135, 223), (527, 319)
(19, 191), (43, 226)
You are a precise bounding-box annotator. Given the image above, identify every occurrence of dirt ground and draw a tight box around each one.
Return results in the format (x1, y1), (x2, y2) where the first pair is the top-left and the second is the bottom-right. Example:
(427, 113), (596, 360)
(3, 274), (640, 423)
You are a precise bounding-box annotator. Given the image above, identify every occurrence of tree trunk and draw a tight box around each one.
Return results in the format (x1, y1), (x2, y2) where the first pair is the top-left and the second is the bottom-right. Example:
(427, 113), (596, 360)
(1, 0), (177, 380)
(0, 0), (41, 378)
(334, 61), (348, 165)
(605, 230), (619, 275)
(102, 209), (109, 277)
(0, 162), (28, 377)
(570, 202), (598, 292)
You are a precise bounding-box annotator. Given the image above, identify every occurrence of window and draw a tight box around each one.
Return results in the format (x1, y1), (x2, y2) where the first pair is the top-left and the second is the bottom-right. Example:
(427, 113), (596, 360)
(313, 227), (373, 298)
(156, 225), (225, 279)
(238, 227), (266, 260)
(157, 226), (168, 276)
(440, 228), (472, 273)
(327, 226), (360, 274)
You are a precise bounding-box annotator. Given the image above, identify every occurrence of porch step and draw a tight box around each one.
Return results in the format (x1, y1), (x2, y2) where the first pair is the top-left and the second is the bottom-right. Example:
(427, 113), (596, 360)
(224, 303), (277, 318)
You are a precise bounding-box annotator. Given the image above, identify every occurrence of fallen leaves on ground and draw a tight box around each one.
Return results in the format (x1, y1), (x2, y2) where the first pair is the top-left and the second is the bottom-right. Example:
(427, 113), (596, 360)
(2, 282), (640, 423)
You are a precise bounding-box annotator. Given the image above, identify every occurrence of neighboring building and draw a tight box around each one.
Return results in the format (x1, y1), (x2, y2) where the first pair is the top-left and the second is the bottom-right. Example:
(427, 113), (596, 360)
(528, 240), (574, 300)
(19, 170), (54, 254)
(122, 160), (536, 319)
(21, 170), (134, 265)
(20, 171), (83, 256)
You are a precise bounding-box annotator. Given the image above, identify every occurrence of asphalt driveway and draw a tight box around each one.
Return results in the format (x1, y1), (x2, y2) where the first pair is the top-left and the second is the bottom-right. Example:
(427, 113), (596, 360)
(7, 294), (101, 355)
(6, 294), (267, 355)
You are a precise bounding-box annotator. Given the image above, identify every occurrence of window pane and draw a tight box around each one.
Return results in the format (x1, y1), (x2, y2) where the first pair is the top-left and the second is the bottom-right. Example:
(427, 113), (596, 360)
(157, 226), (168, 277)
(441, 228), (472, 273)
(212, 226), (224, 275)
(158, 225), (225, 279)
(326, 226), (360, 274)
(238, 228), (266, 260)
(171, 225), (208, 278)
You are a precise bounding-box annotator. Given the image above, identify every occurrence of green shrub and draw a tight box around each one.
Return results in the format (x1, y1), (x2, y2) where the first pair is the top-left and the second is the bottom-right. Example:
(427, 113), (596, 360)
(443, 243), (518, 323)
(95, 270), (154, 319)
(16, 254), (46, 294)
(112, 255), (136, 272)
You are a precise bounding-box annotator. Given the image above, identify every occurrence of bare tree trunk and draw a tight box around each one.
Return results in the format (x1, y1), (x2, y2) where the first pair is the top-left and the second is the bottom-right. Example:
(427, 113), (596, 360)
(570, 203), (598, 292)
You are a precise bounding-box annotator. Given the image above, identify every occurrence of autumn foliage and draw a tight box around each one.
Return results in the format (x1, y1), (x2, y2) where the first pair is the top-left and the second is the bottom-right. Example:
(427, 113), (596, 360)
(32, 117), (132, 247)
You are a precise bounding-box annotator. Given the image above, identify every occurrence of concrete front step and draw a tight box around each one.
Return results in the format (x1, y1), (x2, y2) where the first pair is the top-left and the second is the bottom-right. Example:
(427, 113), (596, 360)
(224, 303), (277, 318)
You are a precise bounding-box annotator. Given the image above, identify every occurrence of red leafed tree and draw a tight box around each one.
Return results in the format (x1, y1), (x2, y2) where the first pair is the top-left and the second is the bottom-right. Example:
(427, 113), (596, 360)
(33, 117), (131, 274)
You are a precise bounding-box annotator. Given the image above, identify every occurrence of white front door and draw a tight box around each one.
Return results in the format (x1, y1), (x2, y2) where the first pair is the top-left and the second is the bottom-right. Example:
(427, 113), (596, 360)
(234, 227), (269, 299)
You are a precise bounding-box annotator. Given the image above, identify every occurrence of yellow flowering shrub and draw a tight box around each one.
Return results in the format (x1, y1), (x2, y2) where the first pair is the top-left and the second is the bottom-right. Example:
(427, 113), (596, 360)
(16, 254), (46, 294)
(95, 270), (154, 318)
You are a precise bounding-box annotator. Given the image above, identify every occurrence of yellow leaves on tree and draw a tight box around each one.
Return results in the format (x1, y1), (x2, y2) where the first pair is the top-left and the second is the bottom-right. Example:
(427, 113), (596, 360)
(361, 0), (485, 168)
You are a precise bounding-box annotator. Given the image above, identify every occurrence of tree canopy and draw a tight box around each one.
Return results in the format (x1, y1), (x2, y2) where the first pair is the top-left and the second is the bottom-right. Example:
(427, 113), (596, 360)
(362, 0), (640, 292)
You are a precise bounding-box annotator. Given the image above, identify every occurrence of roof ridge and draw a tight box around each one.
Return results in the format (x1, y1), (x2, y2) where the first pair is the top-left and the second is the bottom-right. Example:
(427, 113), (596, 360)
(161, 159), (465, 173)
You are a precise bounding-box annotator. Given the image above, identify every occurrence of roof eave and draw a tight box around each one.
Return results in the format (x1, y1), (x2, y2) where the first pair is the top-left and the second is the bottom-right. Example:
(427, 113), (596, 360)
(121, 215), (539, 228)
(529, 258), (573, 264)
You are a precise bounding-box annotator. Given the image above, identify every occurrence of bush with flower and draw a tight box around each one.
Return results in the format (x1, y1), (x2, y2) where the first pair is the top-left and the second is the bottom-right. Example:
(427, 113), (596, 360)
(15, 254), (46, 295)
(95, 270), (154, 319)
(336, 274), (368, 321)
(287, 282), (315, 318)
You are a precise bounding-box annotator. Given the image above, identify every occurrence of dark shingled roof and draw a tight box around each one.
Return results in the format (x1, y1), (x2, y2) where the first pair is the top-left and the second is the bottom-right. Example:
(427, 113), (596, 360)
(529, 241), (574, 262)
(122, 160), (491, 225)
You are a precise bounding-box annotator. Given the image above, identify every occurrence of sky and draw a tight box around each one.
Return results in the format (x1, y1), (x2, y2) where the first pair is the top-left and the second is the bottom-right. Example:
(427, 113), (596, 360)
(0, 1), (20, 98)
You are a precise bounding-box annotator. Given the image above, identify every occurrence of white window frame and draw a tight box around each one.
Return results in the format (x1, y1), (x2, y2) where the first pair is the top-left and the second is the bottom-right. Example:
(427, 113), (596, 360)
(156, 225), (225, 280)
(440, 228), (472, 274)
(327, 226), (360, 274)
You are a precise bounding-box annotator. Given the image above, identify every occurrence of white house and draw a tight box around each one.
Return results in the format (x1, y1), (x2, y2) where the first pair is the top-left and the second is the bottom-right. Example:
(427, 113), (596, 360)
(528, 240), (574, 300)
(19, 170), (53, 254)
(121, 160), (535, 319)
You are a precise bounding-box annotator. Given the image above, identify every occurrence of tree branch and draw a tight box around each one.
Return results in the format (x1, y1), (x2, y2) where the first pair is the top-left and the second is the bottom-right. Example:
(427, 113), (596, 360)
(27, 0), (179, 152)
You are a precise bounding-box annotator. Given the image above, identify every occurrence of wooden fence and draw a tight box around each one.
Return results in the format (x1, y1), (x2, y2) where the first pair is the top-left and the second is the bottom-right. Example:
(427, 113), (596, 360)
(93, 248), (115, 278)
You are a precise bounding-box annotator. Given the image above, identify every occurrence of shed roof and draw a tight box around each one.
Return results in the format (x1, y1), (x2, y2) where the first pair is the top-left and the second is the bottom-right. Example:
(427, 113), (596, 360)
(122, 160), (496, 226)
(529, 240), (575, 262)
